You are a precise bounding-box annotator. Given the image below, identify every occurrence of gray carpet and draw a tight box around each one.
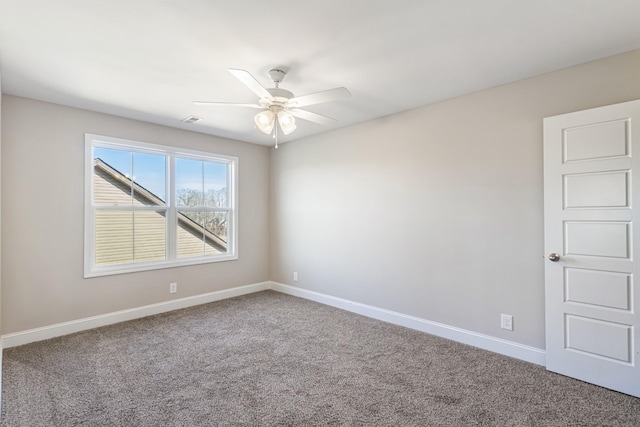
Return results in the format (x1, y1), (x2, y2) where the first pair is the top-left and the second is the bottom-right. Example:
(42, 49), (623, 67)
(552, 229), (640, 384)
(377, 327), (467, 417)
(2, 291), (639, 426)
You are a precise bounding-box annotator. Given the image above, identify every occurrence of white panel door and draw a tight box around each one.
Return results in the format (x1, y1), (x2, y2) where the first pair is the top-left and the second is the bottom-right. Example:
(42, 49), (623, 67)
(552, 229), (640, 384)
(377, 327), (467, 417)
(544, 99), (640, 397)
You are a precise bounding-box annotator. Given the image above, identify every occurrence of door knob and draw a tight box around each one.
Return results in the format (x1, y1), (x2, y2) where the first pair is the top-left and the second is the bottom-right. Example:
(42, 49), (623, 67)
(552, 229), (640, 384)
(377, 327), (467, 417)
(548, 253), (560, 262)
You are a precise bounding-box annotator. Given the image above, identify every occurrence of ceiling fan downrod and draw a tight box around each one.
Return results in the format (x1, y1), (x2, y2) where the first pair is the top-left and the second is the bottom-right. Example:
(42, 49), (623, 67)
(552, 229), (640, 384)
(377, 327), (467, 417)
(268, 69), (286, 88)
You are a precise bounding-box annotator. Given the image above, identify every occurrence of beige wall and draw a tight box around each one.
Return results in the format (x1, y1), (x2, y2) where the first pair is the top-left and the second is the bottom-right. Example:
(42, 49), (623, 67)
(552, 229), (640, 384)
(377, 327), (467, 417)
(1, 96), (270, 334)
(270, 49), (640, 350)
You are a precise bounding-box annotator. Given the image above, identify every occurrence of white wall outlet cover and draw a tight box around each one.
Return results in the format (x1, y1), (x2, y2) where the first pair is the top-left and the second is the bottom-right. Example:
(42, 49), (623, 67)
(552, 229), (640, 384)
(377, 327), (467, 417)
(501, 314), (513, 331)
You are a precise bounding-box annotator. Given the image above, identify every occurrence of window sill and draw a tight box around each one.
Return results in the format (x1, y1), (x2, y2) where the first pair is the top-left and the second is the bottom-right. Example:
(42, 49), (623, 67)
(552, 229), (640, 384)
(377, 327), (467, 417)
(84, 254), (238, 278)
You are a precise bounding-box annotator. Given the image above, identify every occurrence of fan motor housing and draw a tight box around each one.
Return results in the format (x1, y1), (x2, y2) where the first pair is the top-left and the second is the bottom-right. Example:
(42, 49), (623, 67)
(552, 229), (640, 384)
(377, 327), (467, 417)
(267, 88), (294, 99)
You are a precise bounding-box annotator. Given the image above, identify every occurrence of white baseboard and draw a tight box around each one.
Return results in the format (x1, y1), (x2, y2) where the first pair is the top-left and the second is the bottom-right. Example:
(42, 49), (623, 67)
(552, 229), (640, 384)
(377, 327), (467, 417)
(270, 282), (546, 366)
(1, 280), (546, 367)
(1, 281), (271, 348)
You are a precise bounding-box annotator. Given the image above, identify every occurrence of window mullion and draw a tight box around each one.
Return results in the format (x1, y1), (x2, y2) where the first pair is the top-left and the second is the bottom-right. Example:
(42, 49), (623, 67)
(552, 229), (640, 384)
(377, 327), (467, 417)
(202, 161), (205, 253)
(168, 154), (177, 261)
(130, 153), (135, 262)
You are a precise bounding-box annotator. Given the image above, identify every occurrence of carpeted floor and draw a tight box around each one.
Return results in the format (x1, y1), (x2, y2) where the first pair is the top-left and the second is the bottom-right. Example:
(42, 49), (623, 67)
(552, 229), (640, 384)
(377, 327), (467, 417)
(2, 290), (639, 426)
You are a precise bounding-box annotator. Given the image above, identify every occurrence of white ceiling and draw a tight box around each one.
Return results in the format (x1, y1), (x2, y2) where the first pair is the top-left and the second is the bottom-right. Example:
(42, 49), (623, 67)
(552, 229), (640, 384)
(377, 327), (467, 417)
(1, 0), (639, 146)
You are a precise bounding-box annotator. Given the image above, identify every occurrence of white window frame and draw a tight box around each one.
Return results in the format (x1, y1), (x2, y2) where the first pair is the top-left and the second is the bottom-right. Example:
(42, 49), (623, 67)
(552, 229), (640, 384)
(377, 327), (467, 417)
(84, 134), (238, 278)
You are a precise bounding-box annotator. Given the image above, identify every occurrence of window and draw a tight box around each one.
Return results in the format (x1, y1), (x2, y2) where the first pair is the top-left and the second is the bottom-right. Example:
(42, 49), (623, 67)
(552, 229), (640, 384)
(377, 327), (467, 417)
(85, 134), (237, 277)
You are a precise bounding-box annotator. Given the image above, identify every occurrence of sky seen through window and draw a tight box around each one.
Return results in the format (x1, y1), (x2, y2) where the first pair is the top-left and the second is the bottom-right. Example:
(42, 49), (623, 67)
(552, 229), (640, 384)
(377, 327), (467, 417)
(94, 147), (228, 203)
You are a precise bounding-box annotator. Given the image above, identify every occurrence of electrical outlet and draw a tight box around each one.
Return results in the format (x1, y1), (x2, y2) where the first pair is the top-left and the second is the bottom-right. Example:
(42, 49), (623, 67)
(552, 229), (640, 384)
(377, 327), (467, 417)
(293, 272), (298, 282)
(501, 314), (513, 331)
(169, 282), (177, 294)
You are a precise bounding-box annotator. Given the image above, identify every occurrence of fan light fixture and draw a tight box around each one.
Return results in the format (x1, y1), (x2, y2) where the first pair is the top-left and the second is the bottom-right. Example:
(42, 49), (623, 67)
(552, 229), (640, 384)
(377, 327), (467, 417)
(277, 111), (296, 134)
(254, 110), (275, 134)
(254, 106), (296, 148)
(254, 107), (297, 135)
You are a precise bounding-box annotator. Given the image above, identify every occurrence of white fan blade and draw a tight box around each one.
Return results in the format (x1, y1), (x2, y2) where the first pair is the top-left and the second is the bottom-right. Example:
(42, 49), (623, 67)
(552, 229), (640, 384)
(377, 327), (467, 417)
(286, 87), (350, 108)
(228, 68), (273, 100)
(193, 101), (264, 109)
(289, 109), (336, 126)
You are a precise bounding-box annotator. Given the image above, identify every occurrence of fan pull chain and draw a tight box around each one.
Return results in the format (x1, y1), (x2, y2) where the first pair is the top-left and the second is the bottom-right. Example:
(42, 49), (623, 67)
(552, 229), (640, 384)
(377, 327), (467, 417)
(273, 119), (279, 149)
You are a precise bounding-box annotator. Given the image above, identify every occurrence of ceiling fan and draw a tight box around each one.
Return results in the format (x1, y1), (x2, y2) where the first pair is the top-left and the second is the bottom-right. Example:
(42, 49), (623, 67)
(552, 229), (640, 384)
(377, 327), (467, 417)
(194, 68), (351, 147)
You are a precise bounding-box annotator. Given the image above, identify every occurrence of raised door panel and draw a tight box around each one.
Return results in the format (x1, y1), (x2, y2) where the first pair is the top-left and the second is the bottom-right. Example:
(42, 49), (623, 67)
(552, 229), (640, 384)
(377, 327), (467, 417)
(564, 119), (629, 162)
(565, 268), (631, 310)
(564, 171), (629, 209)
(564, 221), (630, 259)
(566, 315), (632, 363)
